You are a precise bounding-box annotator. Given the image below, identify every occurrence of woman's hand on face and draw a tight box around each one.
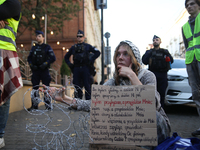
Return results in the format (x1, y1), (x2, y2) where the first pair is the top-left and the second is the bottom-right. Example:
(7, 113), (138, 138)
(117, 63), (134, 78)
(117, 63), (142, 85)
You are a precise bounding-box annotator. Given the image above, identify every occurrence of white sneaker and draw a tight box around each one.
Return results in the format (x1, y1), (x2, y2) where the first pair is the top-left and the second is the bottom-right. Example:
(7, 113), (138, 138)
(0, 138), (5, 148)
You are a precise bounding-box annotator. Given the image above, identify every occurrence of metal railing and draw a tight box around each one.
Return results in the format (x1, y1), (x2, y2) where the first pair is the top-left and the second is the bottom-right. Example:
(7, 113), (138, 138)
(60, 75), (73, 86)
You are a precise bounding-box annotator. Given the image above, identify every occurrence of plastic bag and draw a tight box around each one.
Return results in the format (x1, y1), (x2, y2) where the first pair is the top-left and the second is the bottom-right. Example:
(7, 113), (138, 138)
(154, 132), (200, 150)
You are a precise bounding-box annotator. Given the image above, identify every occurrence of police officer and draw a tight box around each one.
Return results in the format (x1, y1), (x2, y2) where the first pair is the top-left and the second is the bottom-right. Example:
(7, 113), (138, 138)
(142, 35), (173, 109)
(27, 30), (56, 111)
(65, 30), (100, 100)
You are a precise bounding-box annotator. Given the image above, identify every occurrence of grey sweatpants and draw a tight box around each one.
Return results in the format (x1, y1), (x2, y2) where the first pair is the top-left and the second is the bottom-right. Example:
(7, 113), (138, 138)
(186, 58), (200, 116)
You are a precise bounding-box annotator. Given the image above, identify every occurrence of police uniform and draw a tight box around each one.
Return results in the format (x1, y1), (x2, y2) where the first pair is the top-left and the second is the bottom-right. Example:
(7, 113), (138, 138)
(65, 30), (100, 100)
(142, 35), (173, 108)
(27, 31), (56, 110)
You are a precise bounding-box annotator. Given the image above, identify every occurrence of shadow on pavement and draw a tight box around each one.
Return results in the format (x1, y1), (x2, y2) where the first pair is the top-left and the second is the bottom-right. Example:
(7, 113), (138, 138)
(164, 104), (200, 138)
(164, 104), (198, 116)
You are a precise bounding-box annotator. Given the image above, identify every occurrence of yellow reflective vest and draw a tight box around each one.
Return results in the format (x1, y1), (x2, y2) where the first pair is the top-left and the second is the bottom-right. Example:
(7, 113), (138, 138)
(182, 13), (200, 64)
(0, 0), (20, 51)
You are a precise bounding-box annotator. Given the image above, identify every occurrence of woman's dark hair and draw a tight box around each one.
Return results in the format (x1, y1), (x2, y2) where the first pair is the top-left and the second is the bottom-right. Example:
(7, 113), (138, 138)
(185, 0), (200, 8)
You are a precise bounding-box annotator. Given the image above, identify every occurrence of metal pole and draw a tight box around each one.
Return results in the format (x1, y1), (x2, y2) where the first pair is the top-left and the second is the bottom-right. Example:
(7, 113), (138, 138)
(106, 38), (109, 79)
(104, 32), (110, 80)
(106, 38), (109, 47)
(101, 0), (104, 84)
(45, 14), (47, 44)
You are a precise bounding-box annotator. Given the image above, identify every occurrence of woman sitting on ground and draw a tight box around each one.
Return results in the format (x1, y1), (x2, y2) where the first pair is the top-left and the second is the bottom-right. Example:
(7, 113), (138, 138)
(43, 40), (171, 145)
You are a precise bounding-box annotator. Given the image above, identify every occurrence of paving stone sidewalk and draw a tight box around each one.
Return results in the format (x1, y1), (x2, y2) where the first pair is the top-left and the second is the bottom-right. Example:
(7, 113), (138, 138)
(1, 104), (200, 150)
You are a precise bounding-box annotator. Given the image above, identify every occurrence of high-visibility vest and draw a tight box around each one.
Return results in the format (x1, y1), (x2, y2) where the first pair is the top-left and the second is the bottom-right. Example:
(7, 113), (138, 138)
(0, 0), (20, 51)
(182, 13), (200, 64)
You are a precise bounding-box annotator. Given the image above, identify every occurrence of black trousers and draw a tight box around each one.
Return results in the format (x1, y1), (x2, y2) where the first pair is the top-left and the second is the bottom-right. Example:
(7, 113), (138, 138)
(73, 66), (91, 100)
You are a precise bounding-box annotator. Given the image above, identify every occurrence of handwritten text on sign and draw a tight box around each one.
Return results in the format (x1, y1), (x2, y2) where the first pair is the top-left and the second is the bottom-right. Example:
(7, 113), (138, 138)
(89, 85), (157, 146)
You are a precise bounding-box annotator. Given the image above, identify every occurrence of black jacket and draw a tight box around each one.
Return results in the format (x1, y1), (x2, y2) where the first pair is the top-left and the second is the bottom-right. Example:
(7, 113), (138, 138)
(64, 42), (100, 70)
(142, 48), (174, 73)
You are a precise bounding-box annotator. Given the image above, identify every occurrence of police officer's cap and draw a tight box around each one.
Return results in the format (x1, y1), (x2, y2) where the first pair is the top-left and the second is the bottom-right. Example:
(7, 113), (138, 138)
(77, 29), (84, 35)
(35, 30), (44, 36)
(153, 35), (160, 40)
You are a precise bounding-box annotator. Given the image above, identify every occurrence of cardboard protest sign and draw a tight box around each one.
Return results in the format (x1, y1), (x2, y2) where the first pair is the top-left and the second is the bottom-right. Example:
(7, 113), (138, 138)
(90, 144), (148, 150)
(89, 84), (157, 147)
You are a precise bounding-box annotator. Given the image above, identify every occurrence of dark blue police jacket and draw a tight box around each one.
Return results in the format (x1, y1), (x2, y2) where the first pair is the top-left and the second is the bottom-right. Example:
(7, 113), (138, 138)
(27, 43), (56, 70)
(64, 42), (100, 70)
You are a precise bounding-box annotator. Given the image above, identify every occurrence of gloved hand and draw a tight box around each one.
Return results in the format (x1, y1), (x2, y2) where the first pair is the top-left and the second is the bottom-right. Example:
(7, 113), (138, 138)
(39, 62), (48, 70)
(30, 64), (38, 71)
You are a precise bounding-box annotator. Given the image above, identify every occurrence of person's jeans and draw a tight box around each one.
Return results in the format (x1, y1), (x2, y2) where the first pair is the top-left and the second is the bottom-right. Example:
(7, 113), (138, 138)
(0, 98), (10, 138)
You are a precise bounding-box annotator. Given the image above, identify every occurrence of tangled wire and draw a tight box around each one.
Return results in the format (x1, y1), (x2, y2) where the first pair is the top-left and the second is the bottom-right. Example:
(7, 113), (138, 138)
(23, 85), (93, 150)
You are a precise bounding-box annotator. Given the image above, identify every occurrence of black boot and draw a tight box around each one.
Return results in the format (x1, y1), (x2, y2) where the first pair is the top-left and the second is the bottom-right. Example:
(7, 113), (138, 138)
(28, 89), (39, 111)
(27, 106), (38, 111)
(44, 93), (51, 110)
(27, 103), (38, 111)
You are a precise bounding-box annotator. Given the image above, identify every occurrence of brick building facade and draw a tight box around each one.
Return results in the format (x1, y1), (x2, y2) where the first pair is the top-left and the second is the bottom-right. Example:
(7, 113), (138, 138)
(16, 0), (102, 84)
